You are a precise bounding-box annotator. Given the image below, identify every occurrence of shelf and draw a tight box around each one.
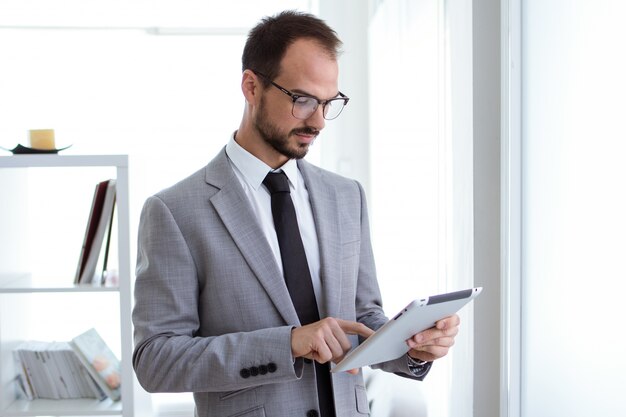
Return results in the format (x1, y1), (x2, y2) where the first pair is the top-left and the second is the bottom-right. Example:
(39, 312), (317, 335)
(0, 275), (119, 294)
(0, 153), (140, 416)
(0, 155), (128, 169)
(2, 398), (122, 416)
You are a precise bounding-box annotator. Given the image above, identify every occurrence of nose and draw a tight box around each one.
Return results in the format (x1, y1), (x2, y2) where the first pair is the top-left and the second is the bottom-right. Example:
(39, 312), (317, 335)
(305, 104), (326, 131)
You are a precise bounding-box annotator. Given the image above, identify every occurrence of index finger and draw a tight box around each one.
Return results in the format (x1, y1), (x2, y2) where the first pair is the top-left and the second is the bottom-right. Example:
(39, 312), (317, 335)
(335, 319), (375, 338)
(436, 314), (461, 330)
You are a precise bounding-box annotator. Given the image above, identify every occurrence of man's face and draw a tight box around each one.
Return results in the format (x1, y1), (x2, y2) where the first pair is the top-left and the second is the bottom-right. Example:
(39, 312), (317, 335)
(254, 93), (318, 160)
(253, 38), (340, 161)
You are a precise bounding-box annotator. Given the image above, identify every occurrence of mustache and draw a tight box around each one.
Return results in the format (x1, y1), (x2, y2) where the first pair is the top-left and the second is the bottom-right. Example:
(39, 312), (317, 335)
(291, 127), (320, 137)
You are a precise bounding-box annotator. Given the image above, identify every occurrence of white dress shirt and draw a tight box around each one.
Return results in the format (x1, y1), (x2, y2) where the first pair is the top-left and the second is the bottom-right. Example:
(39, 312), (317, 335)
(225, 135), (324, 314)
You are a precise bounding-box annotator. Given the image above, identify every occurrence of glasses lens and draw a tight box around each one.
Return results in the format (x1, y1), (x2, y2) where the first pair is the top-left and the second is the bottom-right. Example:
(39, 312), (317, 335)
(292, 97), (318, 119)
(323, 98), (346, 120)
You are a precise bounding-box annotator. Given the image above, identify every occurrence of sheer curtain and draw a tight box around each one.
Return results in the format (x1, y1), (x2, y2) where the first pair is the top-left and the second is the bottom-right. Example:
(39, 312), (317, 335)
(368, 0), (474, 416)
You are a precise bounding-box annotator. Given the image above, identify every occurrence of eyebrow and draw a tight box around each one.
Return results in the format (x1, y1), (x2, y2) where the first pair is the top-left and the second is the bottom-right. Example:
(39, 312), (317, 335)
(290, 87), (341, 101)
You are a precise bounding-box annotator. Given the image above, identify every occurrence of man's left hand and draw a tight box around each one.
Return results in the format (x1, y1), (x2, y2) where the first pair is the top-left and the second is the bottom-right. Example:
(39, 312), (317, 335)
(406, 314), (460, 362)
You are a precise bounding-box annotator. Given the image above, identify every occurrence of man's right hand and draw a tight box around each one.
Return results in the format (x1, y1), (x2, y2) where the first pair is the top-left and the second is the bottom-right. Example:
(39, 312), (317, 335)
(291, 318), (374, 374)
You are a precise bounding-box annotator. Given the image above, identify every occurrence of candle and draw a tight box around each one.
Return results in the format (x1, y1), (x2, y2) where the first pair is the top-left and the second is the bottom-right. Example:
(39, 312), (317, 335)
(29, 129), (56, 150)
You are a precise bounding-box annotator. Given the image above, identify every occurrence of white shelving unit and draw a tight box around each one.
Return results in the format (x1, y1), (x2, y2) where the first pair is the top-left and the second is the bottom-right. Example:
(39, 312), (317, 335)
(0, 155), (142, 417)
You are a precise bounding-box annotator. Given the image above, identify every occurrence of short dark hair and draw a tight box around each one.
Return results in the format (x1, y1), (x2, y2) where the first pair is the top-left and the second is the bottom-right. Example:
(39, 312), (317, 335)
(242, 10), (342, 86)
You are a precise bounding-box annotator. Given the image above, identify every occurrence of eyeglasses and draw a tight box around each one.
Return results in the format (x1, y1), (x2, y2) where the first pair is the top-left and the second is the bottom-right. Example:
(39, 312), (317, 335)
(254, 71), (349, 120)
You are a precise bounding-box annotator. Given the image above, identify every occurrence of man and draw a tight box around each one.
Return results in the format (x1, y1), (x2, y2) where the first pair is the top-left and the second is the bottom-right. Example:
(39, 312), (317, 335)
(132, 10), (460, 417)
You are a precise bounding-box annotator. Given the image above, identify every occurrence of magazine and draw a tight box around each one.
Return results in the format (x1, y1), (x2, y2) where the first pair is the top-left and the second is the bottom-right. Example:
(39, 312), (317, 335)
(69, 328), (121, 401)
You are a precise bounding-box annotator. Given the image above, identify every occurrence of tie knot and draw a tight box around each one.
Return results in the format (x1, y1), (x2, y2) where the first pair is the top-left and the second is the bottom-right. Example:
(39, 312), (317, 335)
(263, 171), (291, 194)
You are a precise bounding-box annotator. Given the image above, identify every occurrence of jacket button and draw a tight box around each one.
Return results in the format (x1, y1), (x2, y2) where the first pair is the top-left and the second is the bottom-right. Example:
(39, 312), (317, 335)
(250, 366), (259, 377)
(304, 358), (313, 364)
(306, 410), (319, 417)
(267, 362), (277, 373)
(259, 365), (268, 375)
(239, 368), (251, 379)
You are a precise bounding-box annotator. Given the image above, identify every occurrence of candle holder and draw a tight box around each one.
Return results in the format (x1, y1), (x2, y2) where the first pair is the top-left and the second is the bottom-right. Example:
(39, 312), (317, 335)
(0, 144), (73, 154)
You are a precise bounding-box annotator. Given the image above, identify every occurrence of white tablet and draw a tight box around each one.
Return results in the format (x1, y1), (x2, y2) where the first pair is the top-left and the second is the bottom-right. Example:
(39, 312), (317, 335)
(332, 287), (483, 373)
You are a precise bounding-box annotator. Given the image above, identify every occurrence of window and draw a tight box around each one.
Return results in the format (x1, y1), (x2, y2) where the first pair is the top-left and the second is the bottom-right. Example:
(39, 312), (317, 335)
(368, 1), (474, 416)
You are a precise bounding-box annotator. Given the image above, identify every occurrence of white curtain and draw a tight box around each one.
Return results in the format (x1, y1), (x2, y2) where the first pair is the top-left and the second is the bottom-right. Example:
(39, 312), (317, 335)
(368, 0), (474, 416)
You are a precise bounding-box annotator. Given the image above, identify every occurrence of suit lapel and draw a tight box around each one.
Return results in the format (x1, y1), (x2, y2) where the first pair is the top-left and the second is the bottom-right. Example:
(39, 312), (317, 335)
(205, 150), (300, 326)
(298, 160), (343, 319)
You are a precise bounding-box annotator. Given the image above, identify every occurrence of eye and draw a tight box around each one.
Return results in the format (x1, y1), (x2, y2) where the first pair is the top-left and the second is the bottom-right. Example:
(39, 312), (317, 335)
(295, 96), (315, 106)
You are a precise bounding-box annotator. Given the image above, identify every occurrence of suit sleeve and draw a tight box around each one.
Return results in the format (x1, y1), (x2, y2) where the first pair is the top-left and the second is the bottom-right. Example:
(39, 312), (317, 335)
(132, 196), (304, 393)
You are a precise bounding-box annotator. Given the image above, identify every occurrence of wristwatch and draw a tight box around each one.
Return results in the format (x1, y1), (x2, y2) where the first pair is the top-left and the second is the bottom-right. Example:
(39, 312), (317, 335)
(406, 354), (431, 377)
(407, 354), (429, 367)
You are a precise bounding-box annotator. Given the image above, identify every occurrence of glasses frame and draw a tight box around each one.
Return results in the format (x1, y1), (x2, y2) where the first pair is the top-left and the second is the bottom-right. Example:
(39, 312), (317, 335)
(253, 71), (349, 120)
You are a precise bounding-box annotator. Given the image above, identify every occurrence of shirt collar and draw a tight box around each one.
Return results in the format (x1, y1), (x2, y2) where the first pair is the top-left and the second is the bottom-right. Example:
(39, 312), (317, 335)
(226, 133), (300, 191)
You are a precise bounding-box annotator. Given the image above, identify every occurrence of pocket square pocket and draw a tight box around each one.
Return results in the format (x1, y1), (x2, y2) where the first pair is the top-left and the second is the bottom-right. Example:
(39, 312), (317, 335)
(219, 386), (259, 401)
(228, 405), (266, 417)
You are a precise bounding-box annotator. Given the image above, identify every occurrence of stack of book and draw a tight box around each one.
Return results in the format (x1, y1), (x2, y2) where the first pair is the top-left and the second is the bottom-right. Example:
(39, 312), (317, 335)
(75, 179), (117, 285)
(13, 328), (121, 401)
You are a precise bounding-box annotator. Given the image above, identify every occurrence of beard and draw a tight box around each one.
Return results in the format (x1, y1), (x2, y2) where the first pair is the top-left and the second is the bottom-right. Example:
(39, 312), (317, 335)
(254, 96), (319, 160)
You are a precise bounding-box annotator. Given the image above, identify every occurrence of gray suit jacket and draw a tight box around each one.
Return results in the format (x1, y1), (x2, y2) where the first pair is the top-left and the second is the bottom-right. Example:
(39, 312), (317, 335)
(132, 148), (422, 417)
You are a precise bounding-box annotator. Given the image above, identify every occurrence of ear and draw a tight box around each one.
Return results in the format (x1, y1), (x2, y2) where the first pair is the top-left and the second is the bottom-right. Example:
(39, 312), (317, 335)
(241, 69), (262, 105)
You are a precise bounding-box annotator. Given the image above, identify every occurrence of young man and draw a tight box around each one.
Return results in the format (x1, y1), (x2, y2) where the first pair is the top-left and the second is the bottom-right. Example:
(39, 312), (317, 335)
(132, 11), (459, 417)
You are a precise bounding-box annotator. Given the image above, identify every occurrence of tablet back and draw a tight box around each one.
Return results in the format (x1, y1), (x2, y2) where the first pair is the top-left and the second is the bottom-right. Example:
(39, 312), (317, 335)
(332, 287), (482, 372)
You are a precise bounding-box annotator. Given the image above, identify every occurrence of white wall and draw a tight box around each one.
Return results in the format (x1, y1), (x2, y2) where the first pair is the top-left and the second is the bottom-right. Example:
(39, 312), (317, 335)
(318, 0), (371, 193)
(519, 1), (626, 416)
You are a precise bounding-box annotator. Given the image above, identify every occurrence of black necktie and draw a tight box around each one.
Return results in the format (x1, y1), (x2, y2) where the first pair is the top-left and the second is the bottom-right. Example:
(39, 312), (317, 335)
(263, 171), (336, 417)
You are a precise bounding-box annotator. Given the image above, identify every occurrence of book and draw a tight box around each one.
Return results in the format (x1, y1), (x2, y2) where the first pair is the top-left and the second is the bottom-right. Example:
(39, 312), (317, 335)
(16, 345), (41, 399)
(75, 179), (117, 284)
(98, 194), (117, 286)
(41, 348), (65, 399)
(13, 340), (108, 400)
(56, 342), (106, 400)
(12, 350), (34, 400)
(69, 328), (121, 401)
(74, 181), (108, 284)
(48, 342), (73, 399)
(17, 342), (58, 399)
